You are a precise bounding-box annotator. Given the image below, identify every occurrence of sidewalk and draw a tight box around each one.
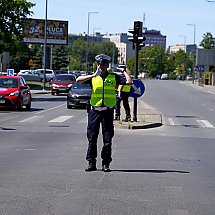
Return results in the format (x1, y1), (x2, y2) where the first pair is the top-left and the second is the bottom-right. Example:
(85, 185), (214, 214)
(183, 80), (215, 95)
(114, 99), (163, 130)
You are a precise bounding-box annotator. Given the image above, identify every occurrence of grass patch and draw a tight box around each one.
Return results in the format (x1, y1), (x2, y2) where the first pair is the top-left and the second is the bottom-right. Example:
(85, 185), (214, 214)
(27, 81), (50, 90)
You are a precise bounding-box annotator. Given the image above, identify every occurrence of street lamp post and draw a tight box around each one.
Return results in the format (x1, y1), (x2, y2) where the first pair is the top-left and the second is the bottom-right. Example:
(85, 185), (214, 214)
(187, 24), (196, 45)
(187, 23), (196, 84)
(86, 12), (98, 74)
(92, 28), (101, 72)
(43, 0), (48, 90)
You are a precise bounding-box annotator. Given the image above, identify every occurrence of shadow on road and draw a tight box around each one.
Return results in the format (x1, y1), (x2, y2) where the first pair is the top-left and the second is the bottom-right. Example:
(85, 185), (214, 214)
(32, 97), (66, 102)
(111, 169), (190, 174)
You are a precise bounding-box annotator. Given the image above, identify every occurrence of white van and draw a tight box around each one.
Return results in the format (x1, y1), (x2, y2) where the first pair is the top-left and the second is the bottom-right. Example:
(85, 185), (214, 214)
(161, 73), (168, 80)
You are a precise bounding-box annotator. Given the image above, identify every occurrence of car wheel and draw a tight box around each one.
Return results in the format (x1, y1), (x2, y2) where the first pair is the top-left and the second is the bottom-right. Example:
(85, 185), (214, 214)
(26, 100), (31, 110)
(51, 92), (55, 95)
(67, 101), (72, 109)
(17, 99), (23, 110)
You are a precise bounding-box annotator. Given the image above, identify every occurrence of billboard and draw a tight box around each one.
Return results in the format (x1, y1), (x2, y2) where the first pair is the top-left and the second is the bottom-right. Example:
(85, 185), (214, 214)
(196, 48), (215, 66)
(23, 18), (68, 45)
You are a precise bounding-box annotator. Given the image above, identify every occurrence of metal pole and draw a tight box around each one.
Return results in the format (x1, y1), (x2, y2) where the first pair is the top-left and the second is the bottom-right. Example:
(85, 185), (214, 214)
(86, 12), (98, 74)
(133, 40), (139, 122)
(43, 0), (48, 90)
(0, 53), (3, 75)
(187, 24), (196, 84)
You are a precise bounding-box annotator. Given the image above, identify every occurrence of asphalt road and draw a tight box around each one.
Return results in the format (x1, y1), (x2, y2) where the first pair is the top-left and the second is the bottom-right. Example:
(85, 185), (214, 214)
(0, 81), (215, 215)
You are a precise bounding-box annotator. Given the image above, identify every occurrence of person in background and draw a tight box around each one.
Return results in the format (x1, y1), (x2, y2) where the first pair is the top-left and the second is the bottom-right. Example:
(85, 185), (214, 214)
(114, 82), (131, 122)
(114, 65), (131, 122)
(76, 54), (132, 172)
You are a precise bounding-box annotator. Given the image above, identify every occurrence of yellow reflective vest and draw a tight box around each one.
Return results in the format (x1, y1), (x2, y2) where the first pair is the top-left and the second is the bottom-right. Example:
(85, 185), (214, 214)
(91, 73), (117, 108)
(118, 84), (131, 93)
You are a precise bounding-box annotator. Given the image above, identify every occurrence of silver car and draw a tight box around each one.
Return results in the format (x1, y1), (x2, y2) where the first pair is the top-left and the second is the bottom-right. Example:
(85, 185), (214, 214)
(18, 70), (43, 82)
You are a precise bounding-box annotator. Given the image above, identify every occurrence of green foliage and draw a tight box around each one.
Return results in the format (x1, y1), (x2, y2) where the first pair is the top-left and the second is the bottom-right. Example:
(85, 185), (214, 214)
(68, 39), (119, 71)
(199, 32), (215, 49)
(0, 0), (35, 53)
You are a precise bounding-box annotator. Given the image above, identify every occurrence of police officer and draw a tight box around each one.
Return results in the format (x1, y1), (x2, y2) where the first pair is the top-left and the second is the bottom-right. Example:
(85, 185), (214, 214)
(115, 82), (131, 122)
(114, 65), (132, 122)
(76, 54), (132, 172)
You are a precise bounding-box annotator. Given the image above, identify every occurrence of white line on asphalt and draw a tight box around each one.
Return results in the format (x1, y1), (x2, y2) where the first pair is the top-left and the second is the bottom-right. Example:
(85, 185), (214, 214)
(48, 115), (74, 122)
(79, 116), (88, 123)
(168, 118), (175, 126)
(168, 209), (189, 215)
(35, 104), (66, 115)
(197, 120), (214, 128)
(20, 116), (42, 122)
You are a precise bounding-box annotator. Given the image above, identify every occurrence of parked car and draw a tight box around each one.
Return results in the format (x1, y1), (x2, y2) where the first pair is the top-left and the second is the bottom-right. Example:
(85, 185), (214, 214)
(67, 81), (91, 109)
(0, 76), (31, 110)
(161, 73), (168, 80)
(186, 75), (193, 81)
(51, 74), (76, 95)
(35, 69), (55, 82)
(18, 70), (43, 82)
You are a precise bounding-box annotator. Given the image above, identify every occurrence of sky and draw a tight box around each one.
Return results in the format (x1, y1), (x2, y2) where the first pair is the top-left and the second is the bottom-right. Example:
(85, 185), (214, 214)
(31, 0), (215, 47)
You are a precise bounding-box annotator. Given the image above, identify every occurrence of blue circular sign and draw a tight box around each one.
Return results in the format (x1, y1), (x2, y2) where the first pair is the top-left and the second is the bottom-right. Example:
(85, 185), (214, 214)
(129, 79), (145, 98)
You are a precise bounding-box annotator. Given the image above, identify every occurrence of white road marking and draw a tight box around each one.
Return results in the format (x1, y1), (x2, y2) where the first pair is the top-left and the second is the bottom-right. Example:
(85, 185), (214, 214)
(79, 116), (88, 123)
(168, 209), (189, 215)
(20, 116), (42, 122)
(168, 118), (175, 126)
(48, 115), (74, 122)
(197, 120), (214, 128)
(35, 104), (66, 115)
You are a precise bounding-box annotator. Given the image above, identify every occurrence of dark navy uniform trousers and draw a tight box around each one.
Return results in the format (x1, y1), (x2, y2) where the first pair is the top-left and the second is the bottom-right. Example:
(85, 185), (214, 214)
(86, 108), (114, 165)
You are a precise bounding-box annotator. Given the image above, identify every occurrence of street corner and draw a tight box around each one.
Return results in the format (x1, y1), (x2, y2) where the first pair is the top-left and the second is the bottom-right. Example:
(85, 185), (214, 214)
(114, 113), (163, 130)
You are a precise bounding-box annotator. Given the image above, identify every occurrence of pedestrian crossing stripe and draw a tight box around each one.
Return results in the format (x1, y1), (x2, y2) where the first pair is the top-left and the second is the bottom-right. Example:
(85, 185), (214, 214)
(48, 116), (74, 123)
(197, 120), (214, 128)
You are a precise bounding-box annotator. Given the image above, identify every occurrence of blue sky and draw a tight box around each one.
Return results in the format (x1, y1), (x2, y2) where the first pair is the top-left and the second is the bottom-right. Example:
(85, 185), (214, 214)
(31, 0), (215, 47)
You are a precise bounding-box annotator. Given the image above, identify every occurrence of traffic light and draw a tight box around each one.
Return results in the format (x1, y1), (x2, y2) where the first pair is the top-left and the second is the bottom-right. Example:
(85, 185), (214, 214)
(138, 36), (146, 50)
(134, 21), (143, 37)
(128, 21), (145, 50)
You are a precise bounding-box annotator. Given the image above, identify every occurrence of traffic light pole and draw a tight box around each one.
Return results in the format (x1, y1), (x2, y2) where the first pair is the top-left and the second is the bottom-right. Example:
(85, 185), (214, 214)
(128, 21), (146, 122)
(133, 39), (139, 122)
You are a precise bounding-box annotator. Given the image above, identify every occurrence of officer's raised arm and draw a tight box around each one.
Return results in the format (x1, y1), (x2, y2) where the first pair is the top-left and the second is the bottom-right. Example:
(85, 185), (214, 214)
(76, 65), (102, 83)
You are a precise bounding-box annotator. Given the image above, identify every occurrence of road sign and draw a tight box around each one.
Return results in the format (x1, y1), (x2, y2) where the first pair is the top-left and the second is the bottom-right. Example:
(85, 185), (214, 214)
(29, 59), (33, 66)
(129, 79), (145, 98)
(7, 69), (14, 76)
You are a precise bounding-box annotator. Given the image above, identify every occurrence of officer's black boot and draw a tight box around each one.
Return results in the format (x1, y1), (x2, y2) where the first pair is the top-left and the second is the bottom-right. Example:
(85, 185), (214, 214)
(102, 164), (111, 172)
(85, 163), (97, 172)
(122, 115), (131, 122)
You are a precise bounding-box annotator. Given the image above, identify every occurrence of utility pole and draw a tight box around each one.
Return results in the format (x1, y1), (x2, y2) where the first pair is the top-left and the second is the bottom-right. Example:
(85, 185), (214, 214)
(128, 21), (146, 122)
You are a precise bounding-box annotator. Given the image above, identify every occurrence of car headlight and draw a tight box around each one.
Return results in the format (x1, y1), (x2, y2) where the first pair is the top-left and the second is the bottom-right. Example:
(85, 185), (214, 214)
(70, 93), (77, 98)
(10, 90), (20, 96)
(52, 84), (59, 88)
(68, 84), (73, 88)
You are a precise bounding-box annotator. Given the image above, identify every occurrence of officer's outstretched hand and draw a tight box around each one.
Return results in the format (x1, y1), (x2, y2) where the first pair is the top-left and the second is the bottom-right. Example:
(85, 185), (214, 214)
(91, 65), (102, 77)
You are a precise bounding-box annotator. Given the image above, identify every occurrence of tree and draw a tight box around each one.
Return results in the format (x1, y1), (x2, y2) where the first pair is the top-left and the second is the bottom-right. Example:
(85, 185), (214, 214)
(0, 0), (35, 54)
(199, 32), (215, 49)
(138, 45), (166, 77)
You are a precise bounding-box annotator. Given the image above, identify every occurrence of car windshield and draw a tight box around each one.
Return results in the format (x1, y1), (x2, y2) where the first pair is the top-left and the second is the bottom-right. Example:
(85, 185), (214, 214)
(0, 78), (18, 88)
(72, 82), (91, 89)
(54, 75), (75, 81)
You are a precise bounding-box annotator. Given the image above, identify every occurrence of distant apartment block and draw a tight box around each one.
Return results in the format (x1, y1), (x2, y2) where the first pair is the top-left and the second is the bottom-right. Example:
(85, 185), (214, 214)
(143, 28), (166, 48)
(68, 29), (167, 65)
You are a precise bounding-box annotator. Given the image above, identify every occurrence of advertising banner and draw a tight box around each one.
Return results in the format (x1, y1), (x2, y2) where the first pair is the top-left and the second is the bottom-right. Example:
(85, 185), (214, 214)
(23, 19), (68, 45)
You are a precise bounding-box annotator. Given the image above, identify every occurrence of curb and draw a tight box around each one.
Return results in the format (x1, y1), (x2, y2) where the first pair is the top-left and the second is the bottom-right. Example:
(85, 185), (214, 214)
(114, 113), (163, 130)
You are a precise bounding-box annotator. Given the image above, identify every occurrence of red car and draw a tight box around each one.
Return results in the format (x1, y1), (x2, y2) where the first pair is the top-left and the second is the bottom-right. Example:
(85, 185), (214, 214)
(0, 76), (31, 110)
(51, 74), (76, 95)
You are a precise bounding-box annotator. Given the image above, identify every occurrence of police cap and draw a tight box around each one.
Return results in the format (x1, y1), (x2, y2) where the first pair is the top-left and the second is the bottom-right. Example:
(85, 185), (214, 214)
(95, 54), (111, 64)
